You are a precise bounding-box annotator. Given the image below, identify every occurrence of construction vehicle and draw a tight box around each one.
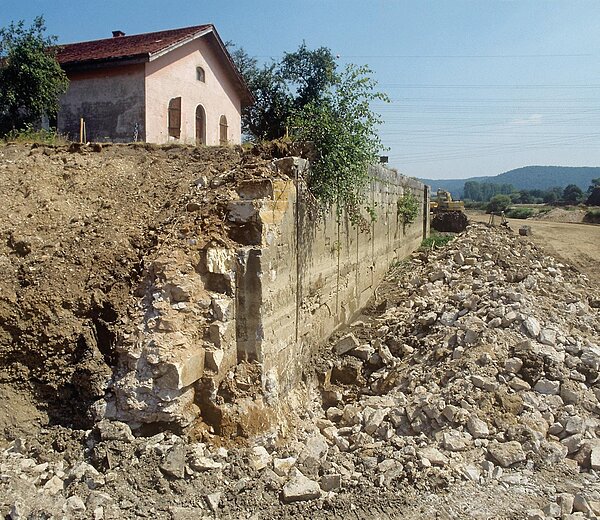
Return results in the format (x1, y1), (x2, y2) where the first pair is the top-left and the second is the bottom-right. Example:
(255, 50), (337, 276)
(431, 190), (466, 213)
(430, 189), (467, 232)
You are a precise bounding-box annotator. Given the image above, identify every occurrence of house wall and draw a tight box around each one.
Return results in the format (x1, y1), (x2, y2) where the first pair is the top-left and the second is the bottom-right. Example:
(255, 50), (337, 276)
(145, 38), (242, 145)
(57, 64), (145, 142)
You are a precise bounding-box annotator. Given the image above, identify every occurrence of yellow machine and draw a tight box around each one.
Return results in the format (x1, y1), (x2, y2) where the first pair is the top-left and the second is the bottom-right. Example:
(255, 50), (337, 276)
(431, 190), (465, 212)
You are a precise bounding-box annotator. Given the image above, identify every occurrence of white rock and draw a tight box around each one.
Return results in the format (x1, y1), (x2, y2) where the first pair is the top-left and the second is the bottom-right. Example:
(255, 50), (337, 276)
(335, 333), (360, 355)
(189, 456), (222, 472)
(249, 446), (271, 471)
(205, 492), (221, 513)
(539, 328), (557, 346)
(282, 470), (321, 503)
(557, 493), (575, 515)
(363, 407), (388, 435)
(442, 431), (471, 451)
(65, 496), (86, 513)
(418, 446), (448, 466)
(534, 378), (560, 395)
(590, 446), (600, 471)
(273, 457), (296, 477)
(504, 357), (523, 374)
(96, 420), (134, 442)
(43, 475), (64, 495)
(523, 317), (541, 338)
(467, 416), (489, 438)
(487, 441), (526, 467)
(471, 375), (498, 392)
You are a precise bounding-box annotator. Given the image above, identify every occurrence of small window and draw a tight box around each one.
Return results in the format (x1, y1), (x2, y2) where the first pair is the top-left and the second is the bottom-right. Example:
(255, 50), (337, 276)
(196, 66), (205, 82)
(168, 97), (181, 139)
(219, 115), (228, 145)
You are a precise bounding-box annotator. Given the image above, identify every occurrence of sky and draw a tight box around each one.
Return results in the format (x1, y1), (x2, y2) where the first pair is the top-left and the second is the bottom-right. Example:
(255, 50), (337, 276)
(2, 0), (600, 180)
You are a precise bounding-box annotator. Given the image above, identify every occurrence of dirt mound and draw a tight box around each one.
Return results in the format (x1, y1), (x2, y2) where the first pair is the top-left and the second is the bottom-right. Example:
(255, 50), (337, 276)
(432, 210), (468, 232)
(0, 142), (277, 428)
(534, 207), (587, 223)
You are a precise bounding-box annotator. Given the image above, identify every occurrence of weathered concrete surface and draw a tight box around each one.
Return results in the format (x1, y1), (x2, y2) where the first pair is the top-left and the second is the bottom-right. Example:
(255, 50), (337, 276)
(251, 160), (430, 394)
(58, 64), (146, 142)
(108, 158), (429, 428)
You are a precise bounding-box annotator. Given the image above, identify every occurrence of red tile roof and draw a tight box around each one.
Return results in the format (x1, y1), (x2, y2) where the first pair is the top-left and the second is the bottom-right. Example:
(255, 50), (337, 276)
(56, 25), (212, 66)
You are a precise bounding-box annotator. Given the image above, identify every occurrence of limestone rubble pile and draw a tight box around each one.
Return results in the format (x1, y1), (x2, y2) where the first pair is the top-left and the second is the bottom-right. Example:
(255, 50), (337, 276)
(1, 223), (599, 519)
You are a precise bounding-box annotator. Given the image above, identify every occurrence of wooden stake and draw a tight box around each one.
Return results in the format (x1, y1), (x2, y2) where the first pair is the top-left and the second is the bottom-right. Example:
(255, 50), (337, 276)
(79, 118), (84, 143)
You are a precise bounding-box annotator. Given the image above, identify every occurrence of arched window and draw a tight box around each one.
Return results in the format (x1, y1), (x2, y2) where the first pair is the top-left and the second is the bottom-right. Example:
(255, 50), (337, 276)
(168, 97), (181, 139)
(196, 66), (205, 82)
(219, 115), (228, 145)
(195, 105), (206, 145)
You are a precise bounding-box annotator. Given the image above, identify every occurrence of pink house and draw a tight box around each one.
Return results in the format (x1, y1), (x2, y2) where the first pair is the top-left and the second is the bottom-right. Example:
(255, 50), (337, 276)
(56, 25), (253, 144)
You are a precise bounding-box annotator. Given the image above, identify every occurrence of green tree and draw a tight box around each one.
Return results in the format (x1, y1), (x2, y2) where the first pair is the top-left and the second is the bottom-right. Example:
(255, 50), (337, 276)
(543, 186), (563, 204)
(563, 184), (584, 204)
(0, 16), (69, 134)
(487, 194), (511, 214)
(280, 43), (337, 108)
(229, 42), (339, 141)
(289, 64), (388, 223)
(586, 183), (600, 206)
(587, 177), (600, 194)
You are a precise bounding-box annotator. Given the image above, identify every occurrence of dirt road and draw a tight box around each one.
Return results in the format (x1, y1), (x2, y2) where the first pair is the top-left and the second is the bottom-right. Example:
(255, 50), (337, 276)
(467, 210), (600, 284)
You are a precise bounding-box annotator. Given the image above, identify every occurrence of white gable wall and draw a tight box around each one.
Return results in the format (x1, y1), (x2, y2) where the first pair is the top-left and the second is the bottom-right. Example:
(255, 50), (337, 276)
(145, 37), (242, 145)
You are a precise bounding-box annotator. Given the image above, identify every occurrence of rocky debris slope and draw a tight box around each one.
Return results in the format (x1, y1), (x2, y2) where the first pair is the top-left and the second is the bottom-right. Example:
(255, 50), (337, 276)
(1, 223), (599, 519)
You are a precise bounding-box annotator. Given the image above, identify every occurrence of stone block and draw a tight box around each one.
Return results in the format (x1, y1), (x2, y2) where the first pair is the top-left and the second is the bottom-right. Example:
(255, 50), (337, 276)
(487, 441), (526, 467)
(205, 248), (236, 275)
(334, 333), (360, 355)
(156, 347), (205, 390)
(282, 470), (321, 503)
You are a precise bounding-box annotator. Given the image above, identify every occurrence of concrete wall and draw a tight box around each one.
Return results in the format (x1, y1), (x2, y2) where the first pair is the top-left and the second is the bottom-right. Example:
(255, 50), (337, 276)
(109, 159), (429, 429)
(58, 64), (145, 142)
(239, 160), (429, 393)
(145, 38), (242, 145)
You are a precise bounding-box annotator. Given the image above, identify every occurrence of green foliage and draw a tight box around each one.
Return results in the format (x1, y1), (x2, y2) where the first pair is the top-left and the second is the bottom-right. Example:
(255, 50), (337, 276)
(397, 190), (419, 224)
(289, 64), (388, 224)
(229, 42), (388, 223)
(586, 186), (600, 206)
(563, 184), (584, 204)
(0, 16), (69, 134)
(2, 123), (67, 144)
(280, 43), (337, 108)
(421, 233), (454, 250)
(584, 209), (600, 223)
(228, 42), (338, 141)
(463, 181), (514, 202)
(587, 177), (600, 194)
(487, 194), (511, 214)
(506, 207), (534, 219)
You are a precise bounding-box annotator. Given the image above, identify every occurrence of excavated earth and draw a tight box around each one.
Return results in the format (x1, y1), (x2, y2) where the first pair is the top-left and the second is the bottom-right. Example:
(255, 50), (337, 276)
(1, 143), (600, 519)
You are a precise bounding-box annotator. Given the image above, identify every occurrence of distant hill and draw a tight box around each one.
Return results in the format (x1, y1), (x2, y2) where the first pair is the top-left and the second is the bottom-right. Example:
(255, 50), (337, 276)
(419, 166), (600, 198)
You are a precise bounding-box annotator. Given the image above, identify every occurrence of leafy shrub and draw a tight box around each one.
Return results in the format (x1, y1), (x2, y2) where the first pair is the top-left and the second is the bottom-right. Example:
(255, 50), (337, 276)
(397, 190), (419, 224)
(421, 233), (454, 250)
(486, 194), (511, 214)
(506, 207), (534, 219)
(3, 125), (68, 145)
(584, 209), (600, 223)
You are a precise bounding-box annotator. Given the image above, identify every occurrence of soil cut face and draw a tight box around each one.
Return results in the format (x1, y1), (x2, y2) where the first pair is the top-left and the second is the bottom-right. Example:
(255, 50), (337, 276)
(0, 142), (277, 432)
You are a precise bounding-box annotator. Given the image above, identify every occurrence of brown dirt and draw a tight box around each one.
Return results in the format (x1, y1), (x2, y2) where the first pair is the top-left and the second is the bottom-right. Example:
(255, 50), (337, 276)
(0, 142), (280, 431)
(467, 210), (600, 285)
